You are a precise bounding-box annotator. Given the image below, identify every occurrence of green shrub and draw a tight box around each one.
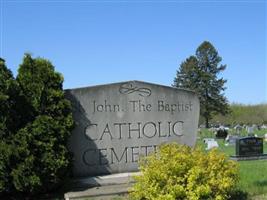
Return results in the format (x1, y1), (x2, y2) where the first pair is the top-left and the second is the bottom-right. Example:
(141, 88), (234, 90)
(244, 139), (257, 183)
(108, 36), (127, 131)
(130, 143), (239, 200)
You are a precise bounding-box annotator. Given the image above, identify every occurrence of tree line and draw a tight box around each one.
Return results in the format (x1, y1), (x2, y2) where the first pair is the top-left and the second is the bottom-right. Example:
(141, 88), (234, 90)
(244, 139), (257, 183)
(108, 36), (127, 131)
(210, 103), (267, 126)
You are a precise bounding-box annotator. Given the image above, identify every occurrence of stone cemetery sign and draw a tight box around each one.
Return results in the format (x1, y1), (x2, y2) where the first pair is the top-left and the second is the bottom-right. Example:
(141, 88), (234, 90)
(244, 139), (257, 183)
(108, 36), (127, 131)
(65, 81), (200, 177)
(236, 137), (263, 156)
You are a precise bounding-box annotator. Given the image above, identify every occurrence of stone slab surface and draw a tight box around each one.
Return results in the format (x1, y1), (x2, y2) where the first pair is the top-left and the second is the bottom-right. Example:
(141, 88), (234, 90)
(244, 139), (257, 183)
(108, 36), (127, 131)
(64, 183), (132, 200)
(230, 154), (267, 161)
(70, 172), (140, 189)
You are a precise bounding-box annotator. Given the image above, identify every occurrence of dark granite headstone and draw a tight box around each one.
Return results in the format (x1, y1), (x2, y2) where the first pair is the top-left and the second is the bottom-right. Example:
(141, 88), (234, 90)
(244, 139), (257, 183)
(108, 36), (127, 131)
(236, 137), (263, 156)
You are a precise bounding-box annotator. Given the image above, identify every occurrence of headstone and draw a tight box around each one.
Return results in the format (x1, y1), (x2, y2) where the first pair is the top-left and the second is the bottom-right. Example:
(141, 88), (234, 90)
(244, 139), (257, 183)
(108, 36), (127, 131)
(235, 137), (263, 156)
(252, 124), (258, 131)
(225, 135), (239, 145)
(247, 126), (254, 136)
(264, 134), (267, 142)
(65, 81), (200, 177)
(203, 138), (215, 144)
(234, 124), (242, 135)
(206, 140), (219, 150)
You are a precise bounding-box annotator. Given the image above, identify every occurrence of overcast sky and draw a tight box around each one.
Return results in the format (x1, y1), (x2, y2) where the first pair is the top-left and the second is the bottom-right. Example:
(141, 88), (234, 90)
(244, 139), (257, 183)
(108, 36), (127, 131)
(1, 0), (266, 104)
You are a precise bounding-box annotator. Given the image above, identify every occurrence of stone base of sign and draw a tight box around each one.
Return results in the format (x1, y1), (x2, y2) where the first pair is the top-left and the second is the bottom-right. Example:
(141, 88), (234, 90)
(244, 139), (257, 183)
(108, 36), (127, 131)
(64, 172), (140, 200)
(64, 183), (132, 200)
(230, 154), (267, 161)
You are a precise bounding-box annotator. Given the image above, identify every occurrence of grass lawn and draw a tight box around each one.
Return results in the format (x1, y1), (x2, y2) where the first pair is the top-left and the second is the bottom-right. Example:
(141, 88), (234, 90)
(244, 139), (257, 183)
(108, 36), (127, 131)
(239, 160), (267, 196)
(198, 128), (267, 198)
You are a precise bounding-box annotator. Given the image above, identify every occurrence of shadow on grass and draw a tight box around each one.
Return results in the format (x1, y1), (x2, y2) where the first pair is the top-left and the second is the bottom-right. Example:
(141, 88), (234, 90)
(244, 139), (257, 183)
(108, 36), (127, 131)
(254, 180), (267, 188)
(230, 189), (249, 200)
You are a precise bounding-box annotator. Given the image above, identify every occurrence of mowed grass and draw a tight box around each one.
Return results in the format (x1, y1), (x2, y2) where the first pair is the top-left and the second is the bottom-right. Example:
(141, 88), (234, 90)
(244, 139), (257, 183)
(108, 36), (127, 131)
(239, 160), (267, 196)
(197, 128), (267, 197)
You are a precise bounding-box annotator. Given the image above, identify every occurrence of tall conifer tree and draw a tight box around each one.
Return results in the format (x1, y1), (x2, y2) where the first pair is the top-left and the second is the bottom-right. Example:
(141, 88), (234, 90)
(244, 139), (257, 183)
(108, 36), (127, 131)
(174, 41), (229, 127)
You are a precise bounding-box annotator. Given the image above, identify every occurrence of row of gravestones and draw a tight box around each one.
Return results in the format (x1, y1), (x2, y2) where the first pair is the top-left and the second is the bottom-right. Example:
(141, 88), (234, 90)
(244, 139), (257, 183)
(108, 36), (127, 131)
(204, 136), (266, 158)
(214, 125), (267, 142)
(214, 125), (265, 139)
(204, 127), (267, 159)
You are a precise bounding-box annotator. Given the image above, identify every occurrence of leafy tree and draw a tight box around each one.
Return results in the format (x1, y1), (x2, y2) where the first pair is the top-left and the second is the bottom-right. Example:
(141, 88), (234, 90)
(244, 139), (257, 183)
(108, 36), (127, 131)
(174, 41), (229, 128)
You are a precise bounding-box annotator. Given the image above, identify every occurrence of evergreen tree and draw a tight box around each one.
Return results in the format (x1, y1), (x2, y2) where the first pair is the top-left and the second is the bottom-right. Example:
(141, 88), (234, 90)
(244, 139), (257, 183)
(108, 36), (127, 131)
(0, 58), (15, 138)
(0, 58), (14, 193)
(11, 54), (74, 194)
(174, 41), (229, 128)
(0, 58), (29, 193)
(0, 55), (74, 195)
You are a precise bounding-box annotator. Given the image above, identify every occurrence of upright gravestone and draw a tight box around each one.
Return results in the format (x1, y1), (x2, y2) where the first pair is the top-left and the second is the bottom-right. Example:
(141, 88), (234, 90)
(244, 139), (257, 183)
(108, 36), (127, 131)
(247, 126), (254, 136)
(226, 135), (239, 145)
(65, 81), (200, 177)
(234, 124), (242, 135)
(230, 136), (267, 161)
(236, 137), (263, 156)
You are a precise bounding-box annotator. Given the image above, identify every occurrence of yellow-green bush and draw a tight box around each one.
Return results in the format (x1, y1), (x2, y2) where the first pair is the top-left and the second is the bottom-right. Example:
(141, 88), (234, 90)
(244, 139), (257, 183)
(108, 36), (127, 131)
(130, 143), (239, 200)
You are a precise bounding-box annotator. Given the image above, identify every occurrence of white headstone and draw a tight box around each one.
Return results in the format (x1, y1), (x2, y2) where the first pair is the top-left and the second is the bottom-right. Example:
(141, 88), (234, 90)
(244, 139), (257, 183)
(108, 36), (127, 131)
(203, 138), (215, 144)
(247, 126), (254, 136)
(206, 140), (219, 150)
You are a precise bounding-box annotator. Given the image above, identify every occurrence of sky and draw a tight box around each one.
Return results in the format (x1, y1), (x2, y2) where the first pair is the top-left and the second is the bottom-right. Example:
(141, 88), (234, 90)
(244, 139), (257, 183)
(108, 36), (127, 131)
(0, 0), (266, 104)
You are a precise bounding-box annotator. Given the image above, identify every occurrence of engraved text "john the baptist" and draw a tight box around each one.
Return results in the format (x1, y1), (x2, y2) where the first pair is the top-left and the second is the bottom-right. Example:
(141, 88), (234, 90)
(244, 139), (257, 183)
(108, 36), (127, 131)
(93, 100), (193, 114)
